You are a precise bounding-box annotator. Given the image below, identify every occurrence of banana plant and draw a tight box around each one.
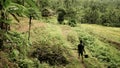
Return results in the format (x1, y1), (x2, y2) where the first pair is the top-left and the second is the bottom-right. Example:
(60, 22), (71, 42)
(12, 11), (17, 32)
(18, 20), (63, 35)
(0, 0), (29, 31)
(0, 0), (29, 47)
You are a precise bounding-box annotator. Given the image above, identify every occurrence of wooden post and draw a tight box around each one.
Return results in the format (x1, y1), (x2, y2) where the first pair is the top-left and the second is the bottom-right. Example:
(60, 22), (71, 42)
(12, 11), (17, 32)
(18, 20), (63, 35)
(28, 15), (32, 41)
(0, 39), (3, 49)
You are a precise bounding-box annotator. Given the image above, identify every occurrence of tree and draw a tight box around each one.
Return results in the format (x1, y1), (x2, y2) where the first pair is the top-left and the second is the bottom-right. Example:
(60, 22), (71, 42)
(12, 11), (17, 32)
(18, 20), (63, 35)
(82, 8), (99, 24)
(0, 0), (30, 46)
(0, 0), (29, 31)
(57, 9), (66, 24)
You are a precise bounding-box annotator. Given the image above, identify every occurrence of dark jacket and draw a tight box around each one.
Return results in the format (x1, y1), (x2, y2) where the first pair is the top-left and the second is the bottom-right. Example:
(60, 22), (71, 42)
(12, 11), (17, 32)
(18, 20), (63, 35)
(78, 43), (84, 53)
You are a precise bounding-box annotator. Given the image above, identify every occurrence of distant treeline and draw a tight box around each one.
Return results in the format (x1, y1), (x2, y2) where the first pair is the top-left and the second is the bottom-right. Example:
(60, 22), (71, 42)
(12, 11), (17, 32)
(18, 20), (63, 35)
(37, 0), (120, 27)
(80, 0), (120, 27)
(1, 0), (120, 27)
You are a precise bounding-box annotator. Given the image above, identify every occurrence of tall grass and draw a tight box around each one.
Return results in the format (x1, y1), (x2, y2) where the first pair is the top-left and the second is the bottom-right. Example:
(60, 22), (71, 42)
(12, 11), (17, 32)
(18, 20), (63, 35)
(2, 20), (120, 68)
(29, 23), (120, 68)
(73, 24), (120, 68)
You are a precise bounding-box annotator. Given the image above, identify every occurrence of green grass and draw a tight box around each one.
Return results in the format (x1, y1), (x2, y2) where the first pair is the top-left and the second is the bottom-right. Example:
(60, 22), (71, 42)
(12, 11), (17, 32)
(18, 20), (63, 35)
(74, 24), (120, 68)
(1, 20), (120, 68)
(29, 23), (120, 68)
(79, 24), (120, 42)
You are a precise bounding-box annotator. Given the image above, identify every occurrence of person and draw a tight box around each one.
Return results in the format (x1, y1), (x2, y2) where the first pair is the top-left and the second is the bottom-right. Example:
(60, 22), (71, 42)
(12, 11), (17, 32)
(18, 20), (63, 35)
(78, 40), (86, 62)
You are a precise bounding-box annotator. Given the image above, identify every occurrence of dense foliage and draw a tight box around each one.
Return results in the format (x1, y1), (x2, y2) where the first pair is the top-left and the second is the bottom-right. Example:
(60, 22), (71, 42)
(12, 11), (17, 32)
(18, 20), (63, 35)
(1, 0), (120, 27)
(34, 0), (120, 27)
(0, 0), (120, 68)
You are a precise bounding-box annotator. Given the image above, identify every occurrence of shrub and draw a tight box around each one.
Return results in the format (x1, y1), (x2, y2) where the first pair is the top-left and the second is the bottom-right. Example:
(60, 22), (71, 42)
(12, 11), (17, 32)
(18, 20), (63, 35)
(57, 8), (66, 24)
(4, 31), (29, 57)
(18, 59), (34, 68)
(31, 44), (69, 66)
(76, 31), (95, 46)
(68, 19), (77, 27)
(0, 51), (18, 68)
(10, 49), (19, 60)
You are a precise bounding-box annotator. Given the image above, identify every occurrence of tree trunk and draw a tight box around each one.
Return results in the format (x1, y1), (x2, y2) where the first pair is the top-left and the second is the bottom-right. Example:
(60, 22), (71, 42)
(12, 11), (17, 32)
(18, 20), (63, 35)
(0, 39), (3, 49)
(22, 0), (24, 6)
(1, 10), (10, 31)
(28, 15), (32, 41)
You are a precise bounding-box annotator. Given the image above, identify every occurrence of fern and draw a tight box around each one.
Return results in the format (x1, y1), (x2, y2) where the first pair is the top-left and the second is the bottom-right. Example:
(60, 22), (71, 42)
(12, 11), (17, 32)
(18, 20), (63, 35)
(25, 0), (38, 10)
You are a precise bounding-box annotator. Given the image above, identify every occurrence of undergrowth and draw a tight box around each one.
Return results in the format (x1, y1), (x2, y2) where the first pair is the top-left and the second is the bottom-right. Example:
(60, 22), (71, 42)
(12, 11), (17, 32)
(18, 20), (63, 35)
(0, 23), (120, 68)
(73, 26), (120, 68)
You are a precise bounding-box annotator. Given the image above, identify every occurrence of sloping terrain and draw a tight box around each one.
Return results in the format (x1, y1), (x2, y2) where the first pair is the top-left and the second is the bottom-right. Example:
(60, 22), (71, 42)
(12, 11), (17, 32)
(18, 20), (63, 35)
(79, 24), (120, 49)
(1, 18), (120, 68)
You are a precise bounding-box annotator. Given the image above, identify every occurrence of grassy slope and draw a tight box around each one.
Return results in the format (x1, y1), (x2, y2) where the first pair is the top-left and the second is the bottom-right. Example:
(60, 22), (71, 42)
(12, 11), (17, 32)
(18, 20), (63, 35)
(74, 24), (120, 68)
(29, 19), (120, 68)
(5, 18), (120, 68)
(80, 24), (120, 43)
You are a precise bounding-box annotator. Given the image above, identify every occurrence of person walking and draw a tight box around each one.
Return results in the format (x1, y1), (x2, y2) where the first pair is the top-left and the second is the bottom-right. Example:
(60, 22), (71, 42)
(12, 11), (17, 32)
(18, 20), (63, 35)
(78, 40), (86, 62)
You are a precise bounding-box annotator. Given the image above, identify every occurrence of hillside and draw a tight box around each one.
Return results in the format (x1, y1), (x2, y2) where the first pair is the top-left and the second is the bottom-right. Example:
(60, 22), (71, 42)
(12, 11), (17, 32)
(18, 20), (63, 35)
(1, 0), (120, 68)
(1, 18), (119, 68)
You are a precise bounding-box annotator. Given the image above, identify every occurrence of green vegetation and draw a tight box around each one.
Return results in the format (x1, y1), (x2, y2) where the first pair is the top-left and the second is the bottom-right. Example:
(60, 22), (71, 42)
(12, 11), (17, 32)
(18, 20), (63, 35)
(1, 22), (120, 68)
(74, 24), (120, 68)
(0, 0), (120, 68)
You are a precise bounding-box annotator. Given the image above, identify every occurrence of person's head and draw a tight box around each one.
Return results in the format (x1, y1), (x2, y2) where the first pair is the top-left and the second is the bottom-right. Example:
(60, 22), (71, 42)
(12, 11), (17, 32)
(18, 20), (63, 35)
(80, 40), (83, 43)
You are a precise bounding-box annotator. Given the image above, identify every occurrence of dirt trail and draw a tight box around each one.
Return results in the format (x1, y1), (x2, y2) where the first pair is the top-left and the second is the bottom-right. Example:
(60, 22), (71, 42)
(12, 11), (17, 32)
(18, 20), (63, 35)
(60, 26), (87, 68)
(72, 50), (87, 68)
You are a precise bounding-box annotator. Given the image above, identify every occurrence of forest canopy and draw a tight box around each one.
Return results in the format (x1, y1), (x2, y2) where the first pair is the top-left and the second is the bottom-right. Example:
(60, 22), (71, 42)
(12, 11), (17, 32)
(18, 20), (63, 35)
(1, 0), (120, 28)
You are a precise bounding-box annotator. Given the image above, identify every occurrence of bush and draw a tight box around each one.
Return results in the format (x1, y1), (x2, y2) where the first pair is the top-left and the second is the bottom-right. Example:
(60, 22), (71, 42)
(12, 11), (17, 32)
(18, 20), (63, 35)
(76, 31), (95, 46)
(0, 51), (18, 68)
(4, 31), (29, 57)
(68, 19), (77, 27)
(1, 31), (31, 67)
(10, 49), (19, 60)
(32, 46), (69, 66)
(57, 8), (66, 24)
(18, 59), (34, 68)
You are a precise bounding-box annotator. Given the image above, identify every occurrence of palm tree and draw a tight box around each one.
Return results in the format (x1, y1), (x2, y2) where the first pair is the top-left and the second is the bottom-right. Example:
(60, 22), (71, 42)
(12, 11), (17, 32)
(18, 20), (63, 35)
(0, 0), (29, 46)
(0, 0), (20, 31)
